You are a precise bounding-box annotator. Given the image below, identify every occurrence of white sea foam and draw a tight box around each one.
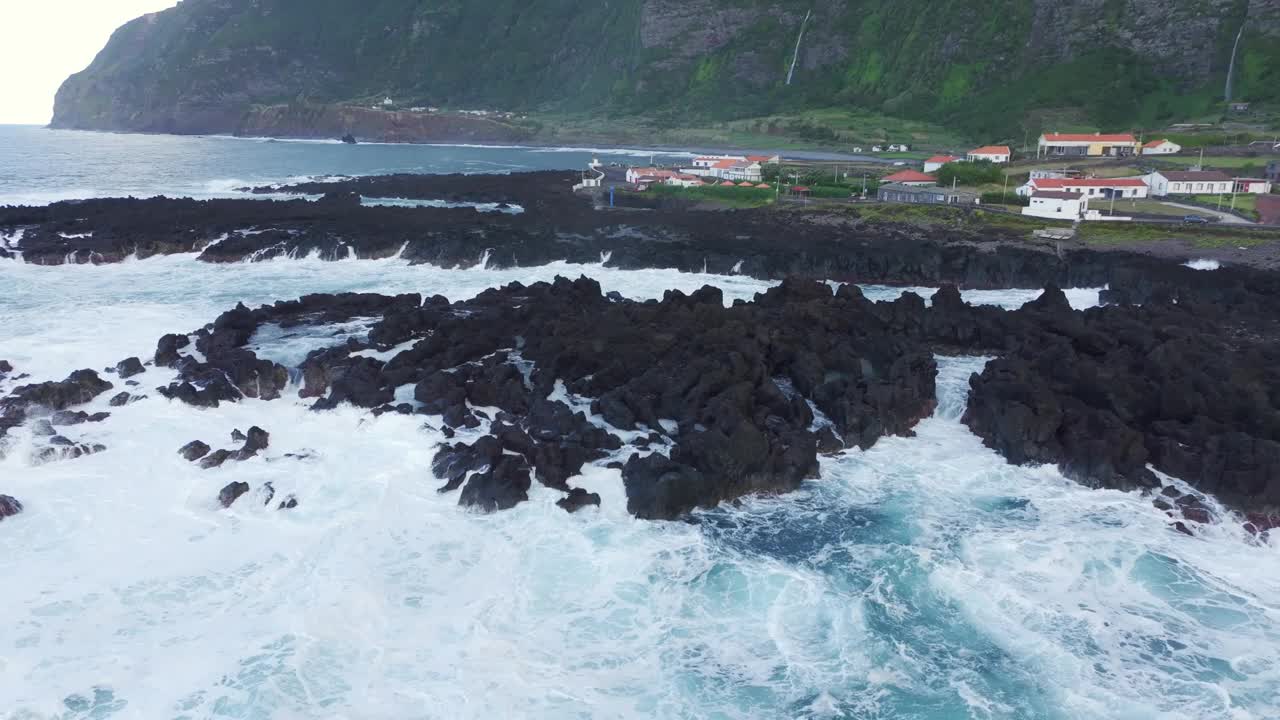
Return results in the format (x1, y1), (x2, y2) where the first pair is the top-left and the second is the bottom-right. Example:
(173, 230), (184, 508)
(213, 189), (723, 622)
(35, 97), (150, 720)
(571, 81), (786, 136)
(1185, 259), (1222, 271)
(1, 260), (1275, 720)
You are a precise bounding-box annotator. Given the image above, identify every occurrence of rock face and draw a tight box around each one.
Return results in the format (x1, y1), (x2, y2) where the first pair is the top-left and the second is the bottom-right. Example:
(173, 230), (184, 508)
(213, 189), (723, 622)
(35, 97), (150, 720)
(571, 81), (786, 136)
(963, 287), (1280, 512)
(46, 0), (1280, 137)
(0, 494), (23, 521)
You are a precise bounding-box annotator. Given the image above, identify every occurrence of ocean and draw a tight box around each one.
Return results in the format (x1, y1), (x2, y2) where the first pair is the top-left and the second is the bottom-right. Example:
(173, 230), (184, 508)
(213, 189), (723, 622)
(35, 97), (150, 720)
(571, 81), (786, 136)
(1, 126), (1278, 720)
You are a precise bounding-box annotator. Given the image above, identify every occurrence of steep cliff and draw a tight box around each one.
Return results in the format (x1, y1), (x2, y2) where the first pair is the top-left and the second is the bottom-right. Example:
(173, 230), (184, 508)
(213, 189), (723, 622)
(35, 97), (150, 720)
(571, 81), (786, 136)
(52, 0), (1280, 140)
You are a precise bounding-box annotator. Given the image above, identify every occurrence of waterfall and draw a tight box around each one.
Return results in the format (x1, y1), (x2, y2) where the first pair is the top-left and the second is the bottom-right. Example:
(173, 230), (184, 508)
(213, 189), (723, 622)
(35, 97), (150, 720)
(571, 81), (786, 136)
(1225, 21), (1247, 103)
(785, 9), (812, 86)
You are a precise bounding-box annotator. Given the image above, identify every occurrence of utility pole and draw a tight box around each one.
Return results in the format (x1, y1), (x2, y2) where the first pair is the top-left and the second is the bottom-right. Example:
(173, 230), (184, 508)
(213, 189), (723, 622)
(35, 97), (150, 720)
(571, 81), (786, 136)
(1002, 172), (1009, 205)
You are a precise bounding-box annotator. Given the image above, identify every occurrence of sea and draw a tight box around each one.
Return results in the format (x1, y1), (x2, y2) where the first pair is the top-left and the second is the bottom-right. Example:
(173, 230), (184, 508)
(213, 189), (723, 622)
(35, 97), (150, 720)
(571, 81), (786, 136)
(1, 124), (1278, 720)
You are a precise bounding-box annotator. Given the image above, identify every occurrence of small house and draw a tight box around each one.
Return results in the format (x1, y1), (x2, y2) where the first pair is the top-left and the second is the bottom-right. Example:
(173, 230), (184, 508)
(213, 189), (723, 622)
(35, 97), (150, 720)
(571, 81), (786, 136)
(877, 182), (977, 205)
(967, 145), (1012, 163)
(1141, 139), (1181, 155)
(881, 170), (937, 186)
(1145, 170), (1234, 196)
(871, 145), (884, 153)
(1023, 190), (1088, 220)
(924, 155), (962, 173)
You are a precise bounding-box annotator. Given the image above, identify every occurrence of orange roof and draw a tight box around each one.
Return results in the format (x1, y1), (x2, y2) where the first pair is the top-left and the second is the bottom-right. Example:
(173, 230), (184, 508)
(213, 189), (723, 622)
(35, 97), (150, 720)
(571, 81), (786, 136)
(883, 170), (937, 183)
(745, 155), (773, 162)
(1042, 133), (1136, 143)
(712, 159), (738, 169)
(969, 145), (1011, 156)
(755, 183), (771, 188)
(1143, 139), (1173, 148)
(1033, 177), (1147, 188)
(927, 155), (961, 163)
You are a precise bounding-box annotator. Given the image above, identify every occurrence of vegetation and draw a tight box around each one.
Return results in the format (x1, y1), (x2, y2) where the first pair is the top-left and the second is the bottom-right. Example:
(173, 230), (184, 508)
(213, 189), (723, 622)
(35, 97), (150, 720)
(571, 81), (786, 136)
(57, 0), (1280, 143)
(936, 161), (1005, 187)
(642, 184), (776, 209)
(1078, 221), (1280, 248)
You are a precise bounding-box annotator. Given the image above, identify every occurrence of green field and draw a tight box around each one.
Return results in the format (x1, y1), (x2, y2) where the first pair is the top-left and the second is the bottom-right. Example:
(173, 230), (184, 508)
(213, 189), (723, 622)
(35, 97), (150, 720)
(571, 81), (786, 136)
(1191, 193), (1260, 220)
(530, 108), (969, 153)
(1078, 221), (1280, 248)
(1160, 156), (1271, 170)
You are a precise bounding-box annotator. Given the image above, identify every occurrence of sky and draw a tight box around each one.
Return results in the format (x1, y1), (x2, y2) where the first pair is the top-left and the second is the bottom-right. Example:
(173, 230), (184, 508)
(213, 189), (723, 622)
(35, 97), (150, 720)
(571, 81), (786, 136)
(0, 0), (179, 125)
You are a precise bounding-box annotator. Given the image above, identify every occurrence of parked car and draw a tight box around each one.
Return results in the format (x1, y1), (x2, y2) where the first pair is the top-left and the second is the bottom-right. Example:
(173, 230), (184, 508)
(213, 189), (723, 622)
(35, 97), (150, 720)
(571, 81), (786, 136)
(1182, 214), (1212, 224)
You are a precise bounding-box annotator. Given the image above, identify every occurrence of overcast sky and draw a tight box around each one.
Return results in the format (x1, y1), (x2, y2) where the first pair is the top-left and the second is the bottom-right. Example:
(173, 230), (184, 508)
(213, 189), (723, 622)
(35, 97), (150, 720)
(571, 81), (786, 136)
(0, 0), (179, 125)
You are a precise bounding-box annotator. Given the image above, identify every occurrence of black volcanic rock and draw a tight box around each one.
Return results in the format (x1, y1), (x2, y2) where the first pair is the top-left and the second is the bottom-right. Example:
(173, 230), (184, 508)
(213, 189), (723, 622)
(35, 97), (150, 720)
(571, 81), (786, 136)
(5, 370), (113, 411)
(0, 494), (22, 521)
(218, 481), (250, 508)
(458, 454), (532, 512)
(116, 357), (145, 378)
(557, 487), (601, 513)
(179, 440), (211, 461)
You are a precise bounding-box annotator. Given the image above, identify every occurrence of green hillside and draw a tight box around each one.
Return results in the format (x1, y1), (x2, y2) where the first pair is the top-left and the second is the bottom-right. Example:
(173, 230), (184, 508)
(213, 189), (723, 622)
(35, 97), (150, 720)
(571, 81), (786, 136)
(52, 0), (1280, 141)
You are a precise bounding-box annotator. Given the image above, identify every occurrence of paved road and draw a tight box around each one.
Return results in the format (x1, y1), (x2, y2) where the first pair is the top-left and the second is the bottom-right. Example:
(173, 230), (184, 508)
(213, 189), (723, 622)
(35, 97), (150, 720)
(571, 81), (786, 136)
(1159, 201), (1252, 225)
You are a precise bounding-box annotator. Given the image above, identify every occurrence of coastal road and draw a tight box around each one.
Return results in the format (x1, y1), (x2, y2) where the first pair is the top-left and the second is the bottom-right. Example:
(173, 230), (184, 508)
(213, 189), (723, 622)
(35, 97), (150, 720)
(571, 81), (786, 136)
(1159, 201), (1253, 225)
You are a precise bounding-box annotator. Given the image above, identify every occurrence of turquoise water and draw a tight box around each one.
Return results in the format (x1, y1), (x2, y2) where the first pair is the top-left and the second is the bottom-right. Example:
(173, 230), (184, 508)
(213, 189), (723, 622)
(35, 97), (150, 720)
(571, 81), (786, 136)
(1, 130), (1279, 719)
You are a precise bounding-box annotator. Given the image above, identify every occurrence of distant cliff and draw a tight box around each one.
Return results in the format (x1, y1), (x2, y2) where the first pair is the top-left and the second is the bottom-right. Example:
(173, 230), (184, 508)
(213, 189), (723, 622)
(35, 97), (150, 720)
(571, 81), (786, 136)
(52, 0), (1280, 141)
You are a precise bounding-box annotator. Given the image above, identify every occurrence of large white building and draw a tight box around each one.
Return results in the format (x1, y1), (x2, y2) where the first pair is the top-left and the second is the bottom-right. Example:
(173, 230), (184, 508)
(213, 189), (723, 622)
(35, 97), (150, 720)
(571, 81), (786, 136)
(923, 155), (961, 173)
(1016, 177), (1149, 199)
(1037, 132), (1140, 158)
(1145, 170), (1233, 196)
(684, 157), (764, 183)
(1023, 191), (1088, 220)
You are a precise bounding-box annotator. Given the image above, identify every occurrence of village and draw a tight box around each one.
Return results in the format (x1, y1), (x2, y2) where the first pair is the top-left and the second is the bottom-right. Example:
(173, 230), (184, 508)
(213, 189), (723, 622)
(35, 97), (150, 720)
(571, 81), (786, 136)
(598, 131), (1280, 227)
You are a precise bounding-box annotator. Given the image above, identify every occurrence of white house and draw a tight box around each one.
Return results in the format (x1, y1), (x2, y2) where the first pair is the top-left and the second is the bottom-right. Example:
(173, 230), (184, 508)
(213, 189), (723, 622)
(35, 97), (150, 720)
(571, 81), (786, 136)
(1234, 178), (1273, 194)
(626, 167), (682, 184)
(967, 145), (1012, 163)
(1023, 191), (1088, 220)
(1016, 177), (1149, 199)
(924, 155), (962, 173)
(1141, 139), (1181, 155)
(1145, 170), (1234, 196)
(871, 145), (884, 153)
(887, 143), (910, 152)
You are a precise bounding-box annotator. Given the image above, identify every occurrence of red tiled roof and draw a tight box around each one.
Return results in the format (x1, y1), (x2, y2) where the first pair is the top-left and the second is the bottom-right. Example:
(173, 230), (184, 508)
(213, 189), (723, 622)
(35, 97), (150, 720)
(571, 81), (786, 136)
(755, 183), (771, 188)
(969, 145), (1011, 156)
(1042, 133), (1137, 143)
(1032, 190), (1084, 200)
(926, 155), (961, 163)
(712, 159), (738, 169)
(791, 186), (811, 192)
(883, 170), (937, 183)
(745, 155), (774, 163)
(1143, 139), (1173, 148)
(1033, 177), (1147, 188)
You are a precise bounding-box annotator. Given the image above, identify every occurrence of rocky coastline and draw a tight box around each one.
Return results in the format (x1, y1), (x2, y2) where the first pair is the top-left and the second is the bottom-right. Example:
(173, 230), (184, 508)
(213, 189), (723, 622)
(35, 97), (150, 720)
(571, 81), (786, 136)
(2, 171), (1279, 538)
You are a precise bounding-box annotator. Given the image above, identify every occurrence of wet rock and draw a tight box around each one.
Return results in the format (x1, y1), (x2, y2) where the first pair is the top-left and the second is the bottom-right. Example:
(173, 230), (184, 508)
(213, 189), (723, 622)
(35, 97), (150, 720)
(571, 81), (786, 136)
(622, 454), (716, 520)
(179, 440), (211, 461)
(109, 392), (132, 407)
(50, 410), (110, 425)
(218, 481), (250, 508)
(34, 438), (107, 464)
(231, 428), (246, 442)
(261, 482), (276, 506)
(432, 435), (501, 493)
(458, 454), (532, 512)
(154, 334), (190, 367)
(556, 487), (601, 513)
(0, 494), (22, 520)
(278, 496), (299, 510)
(234, 426), (270, 460)
(5, 369), (113, 411)
(199, 449), (234, 469)
(115, 357), (145, 378)
(31, 419), (56, 437)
